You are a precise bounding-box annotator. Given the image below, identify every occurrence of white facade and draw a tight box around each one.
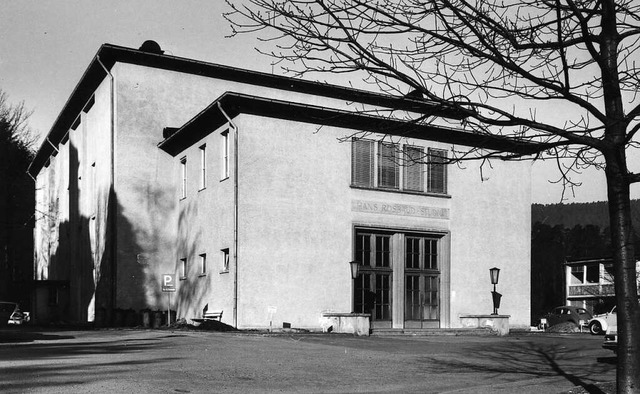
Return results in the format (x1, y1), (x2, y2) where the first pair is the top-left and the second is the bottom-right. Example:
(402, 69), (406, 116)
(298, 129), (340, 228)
(30, 42), (533, 330)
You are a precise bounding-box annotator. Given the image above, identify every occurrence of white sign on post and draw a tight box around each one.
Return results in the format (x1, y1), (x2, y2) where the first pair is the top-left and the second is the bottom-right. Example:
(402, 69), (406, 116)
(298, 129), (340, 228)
(162, 274), (176, 292)
(162, 274), (176, 327)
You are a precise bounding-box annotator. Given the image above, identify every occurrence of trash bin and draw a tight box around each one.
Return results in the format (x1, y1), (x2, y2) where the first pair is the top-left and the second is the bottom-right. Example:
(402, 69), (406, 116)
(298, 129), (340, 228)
(124, 309), (138, 327)
(141, 309), (151, 328)
(114, 308), (124, 327)
(95, 308), (106, 328)
(152, 310), (163, 328)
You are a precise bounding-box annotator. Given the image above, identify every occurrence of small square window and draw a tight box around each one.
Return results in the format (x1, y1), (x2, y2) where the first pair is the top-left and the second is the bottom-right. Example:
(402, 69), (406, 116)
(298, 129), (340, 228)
(199, 253), (207, 276)
(180, 258), (187, 279)
(221, 130), (230, 180)
(199, 145), (206, 190)
(221, 248), (230, 273)
(180, 157), (187, 199)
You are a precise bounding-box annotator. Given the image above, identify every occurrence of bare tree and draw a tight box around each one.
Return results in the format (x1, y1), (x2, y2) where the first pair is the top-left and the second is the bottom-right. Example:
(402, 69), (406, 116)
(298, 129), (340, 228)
(0, 89), (35, 305)
(225, 0), (640, 390)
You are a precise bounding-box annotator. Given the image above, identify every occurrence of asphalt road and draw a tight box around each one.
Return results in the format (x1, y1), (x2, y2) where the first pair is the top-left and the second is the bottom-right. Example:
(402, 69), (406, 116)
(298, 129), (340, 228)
(0, 327), (616, 393)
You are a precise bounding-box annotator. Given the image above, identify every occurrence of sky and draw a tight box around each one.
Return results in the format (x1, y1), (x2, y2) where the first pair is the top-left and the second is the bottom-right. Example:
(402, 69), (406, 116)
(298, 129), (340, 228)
(0, 1), (630, 204)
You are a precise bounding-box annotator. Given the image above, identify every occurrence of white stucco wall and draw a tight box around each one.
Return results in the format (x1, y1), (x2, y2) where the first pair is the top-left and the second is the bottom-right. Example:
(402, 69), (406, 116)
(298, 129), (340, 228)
(449, 159), (532, 328)
(187, 113), (531, 330)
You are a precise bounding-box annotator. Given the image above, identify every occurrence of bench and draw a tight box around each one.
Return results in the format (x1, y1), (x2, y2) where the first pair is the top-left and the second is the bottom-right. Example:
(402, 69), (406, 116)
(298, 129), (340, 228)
(191, 310), (223, 324)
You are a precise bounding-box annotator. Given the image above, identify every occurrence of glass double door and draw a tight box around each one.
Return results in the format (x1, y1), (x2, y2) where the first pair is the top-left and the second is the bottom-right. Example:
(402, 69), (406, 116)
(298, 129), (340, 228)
(404, 274), (440, 328)
(354, 230), (441, 329)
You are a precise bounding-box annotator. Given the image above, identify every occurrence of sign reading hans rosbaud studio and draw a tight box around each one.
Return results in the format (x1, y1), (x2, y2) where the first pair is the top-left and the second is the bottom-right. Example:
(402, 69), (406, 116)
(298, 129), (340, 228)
(352, 200), (450, 219)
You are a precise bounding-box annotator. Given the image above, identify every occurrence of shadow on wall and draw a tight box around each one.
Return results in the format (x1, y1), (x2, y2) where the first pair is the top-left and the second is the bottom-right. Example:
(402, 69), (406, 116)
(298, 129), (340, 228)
(36, 142), (153, 325)
(37, 190), (174, 326)
(174, 198), (209, 321)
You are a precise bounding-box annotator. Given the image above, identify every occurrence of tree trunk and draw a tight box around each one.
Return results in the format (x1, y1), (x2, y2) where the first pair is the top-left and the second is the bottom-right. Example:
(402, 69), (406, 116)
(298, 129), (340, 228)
(605, 158), (640, 393)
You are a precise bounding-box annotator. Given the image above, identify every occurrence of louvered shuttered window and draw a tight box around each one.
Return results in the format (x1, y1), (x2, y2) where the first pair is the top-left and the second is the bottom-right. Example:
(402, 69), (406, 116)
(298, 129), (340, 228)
(403, 146), (424, 192)
(427, 148), (447, 194)
(378, 142), (399, 189)
(352, 139), (374, 187)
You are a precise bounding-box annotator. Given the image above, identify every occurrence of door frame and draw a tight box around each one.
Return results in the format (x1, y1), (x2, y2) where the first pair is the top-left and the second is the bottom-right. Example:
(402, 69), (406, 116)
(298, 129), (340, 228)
(353, 225), (451, 329)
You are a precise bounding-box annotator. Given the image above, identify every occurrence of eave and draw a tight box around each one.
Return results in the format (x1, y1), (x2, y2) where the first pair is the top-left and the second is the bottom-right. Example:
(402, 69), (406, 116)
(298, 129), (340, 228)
(158, 92), (547, 157)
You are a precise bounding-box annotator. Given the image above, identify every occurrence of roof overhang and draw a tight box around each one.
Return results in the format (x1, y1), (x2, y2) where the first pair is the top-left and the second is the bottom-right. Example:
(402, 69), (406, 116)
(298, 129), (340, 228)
(28, 43), (467, 176)
(158, 92), (547, 157)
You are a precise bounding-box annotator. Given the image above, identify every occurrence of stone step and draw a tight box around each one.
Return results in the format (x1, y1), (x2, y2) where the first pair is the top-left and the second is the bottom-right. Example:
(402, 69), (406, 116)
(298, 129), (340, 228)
(371, 327), (497, 336)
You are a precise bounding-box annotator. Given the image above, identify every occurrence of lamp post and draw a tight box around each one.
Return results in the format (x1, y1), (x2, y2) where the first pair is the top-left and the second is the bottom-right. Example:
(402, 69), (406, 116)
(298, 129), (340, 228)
(349, 261), (360, 313)
(490, 267), (501, 315)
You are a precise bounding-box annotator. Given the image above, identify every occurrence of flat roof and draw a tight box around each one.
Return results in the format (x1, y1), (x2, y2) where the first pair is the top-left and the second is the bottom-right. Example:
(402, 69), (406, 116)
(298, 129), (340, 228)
(28, 43), (469, 176)
(158, 91), (547, 157)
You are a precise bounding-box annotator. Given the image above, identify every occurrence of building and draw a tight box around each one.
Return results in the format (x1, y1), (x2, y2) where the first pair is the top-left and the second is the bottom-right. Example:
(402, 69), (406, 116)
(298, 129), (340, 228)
(29, 41), (537, 331)
(565, 257), (640, 314)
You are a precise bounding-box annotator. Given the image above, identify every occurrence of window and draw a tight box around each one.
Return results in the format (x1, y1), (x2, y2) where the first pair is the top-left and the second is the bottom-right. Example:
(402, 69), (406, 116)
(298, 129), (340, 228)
(604, 264), (615, 283)
(221, 130), (229, 179)
(378, 142), (399, 189)
(180, 258), (187, 279)
(404, 146), (424, 192)
(427, 148), (447, 194)
(221, 248), (230, 272)
(570, 265), (584, 284)
(351, 139), (374, 187)
(199, 144), (206, 190)
(351, 139), (447, 194)
(405, 236), (439, 270)
(586, 264), (599, 283)
(180, 157), (187, 199)
(199, 253), (207, 276)
(90, 162), (96, 217)
(355, 232), (391, 268)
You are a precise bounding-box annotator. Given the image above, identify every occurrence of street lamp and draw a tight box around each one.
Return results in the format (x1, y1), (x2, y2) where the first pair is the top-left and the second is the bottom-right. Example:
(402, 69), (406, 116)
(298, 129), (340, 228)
(490, 267), (501, 315)
(490, 267), (500, 286)
(349, 261), (360, 313)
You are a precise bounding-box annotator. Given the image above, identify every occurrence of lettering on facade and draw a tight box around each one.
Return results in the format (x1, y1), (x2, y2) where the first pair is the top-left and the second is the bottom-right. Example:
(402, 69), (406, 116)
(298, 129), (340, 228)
(351, 200), (450, 219)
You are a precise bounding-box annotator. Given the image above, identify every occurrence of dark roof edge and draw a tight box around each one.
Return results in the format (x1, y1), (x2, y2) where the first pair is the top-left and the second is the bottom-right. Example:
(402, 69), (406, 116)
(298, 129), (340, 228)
(158, 92), (547, 157)
(28, 43), (465, 176)
(565, 257), (613, 265)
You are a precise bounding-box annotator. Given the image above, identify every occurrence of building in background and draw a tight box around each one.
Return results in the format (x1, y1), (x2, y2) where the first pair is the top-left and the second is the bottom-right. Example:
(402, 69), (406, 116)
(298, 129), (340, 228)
(28, 41), (538, 331)
(565, 257), (640, 315)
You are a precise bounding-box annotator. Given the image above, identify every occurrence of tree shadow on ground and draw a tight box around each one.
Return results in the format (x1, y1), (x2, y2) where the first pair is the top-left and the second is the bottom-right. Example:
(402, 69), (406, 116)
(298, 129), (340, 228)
(0, 329), (75, 343)
(0, 333), (181, 393)
(415, 339), (614, 394)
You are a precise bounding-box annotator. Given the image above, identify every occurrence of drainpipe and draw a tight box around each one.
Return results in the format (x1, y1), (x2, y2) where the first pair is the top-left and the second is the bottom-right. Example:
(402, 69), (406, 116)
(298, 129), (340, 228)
(97, 55), (117, 314)
(26, 170), (36, 183)
(217, 102), (239, 328)
(46, 138), (59, 154)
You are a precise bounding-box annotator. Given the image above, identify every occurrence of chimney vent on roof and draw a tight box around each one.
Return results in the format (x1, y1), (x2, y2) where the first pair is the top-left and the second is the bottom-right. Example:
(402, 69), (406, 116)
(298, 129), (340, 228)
(139, 40), (164, 54)
(163, 127), (179, 139)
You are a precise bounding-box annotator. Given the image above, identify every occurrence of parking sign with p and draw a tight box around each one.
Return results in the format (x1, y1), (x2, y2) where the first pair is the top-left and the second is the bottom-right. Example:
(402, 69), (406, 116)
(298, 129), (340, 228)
(162, 274), (176, 292)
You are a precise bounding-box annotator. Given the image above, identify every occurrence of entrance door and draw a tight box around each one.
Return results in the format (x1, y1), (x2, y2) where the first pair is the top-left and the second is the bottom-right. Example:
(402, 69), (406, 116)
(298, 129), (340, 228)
(404, 236), (440, 328)
(354, 232), (393, 328)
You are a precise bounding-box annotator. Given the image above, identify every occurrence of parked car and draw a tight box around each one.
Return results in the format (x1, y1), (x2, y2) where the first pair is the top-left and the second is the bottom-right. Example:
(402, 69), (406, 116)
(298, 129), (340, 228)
(603, 325), (618, 353)
(588, 306), (617, 335)
(0, 301), (29, 325)
(539, 306), (592, 329)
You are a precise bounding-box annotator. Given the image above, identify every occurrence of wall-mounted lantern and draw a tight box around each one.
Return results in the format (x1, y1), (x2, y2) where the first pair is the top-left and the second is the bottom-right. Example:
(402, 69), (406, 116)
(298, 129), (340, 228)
(349, 260), (360, 280)
(349, 261), (360, 313)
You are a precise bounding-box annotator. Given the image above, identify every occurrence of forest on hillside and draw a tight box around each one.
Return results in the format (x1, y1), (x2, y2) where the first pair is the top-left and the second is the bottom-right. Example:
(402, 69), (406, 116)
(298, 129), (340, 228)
(532, 200), (640, 229)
